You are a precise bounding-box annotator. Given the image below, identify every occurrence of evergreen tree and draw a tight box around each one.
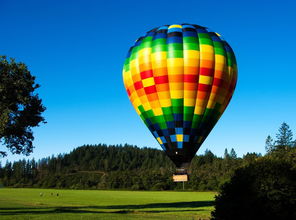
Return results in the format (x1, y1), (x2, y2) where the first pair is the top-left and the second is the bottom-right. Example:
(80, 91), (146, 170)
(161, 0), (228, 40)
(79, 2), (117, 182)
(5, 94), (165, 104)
(265, 135), (274, 153)
(224, 148), (229, 159)
(230, 148), (237, 159)
(275, 122), (293, 149)
(204, 149), (215, 163)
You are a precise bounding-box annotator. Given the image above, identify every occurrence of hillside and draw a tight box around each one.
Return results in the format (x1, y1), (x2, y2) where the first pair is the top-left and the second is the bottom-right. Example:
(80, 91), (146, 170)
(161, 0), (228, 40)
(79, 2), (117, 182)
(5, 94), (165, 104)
(0, 144), (254, 190)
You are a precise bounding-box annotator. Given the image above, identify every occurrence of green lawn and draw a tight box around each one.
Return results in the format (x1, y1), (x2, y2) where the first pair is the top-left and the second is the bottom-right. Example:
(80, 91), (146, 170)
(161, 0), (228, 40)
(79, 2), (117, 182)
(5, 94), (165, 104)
(0, 188), (216, 220)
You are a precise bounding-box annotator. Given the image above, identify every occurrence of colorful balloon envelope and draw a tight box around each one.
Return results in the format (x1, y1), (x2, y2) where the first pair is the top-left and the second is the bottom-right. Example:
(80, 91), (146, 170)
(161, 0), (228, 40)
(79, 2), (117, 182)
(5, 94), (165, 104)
(123, 24), (237, 170)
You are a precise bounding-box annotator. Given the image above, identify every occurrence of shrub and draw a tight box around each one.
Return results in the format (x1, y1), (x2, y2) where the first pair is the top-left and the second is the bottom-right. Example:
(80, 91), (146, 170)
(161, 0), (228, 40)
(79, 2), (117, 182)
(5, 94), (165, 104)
(211, 159), (296, 220)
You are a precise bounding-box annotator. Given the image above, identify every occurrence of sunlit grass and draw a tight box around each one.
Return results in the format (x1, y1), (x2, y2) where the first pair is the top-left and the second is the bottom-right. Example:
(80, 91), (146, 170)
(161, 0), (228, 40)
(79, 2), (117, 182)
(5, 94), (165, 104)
(0, 188), (216, 219)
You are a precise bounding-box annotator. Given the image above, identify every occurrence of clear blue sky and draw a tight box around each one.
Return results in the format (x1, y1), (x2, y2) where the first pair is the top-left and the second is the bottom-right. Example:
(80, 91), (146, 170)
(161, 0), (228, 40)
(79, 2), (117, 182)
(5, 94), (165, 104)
(1, 0), (296, 163)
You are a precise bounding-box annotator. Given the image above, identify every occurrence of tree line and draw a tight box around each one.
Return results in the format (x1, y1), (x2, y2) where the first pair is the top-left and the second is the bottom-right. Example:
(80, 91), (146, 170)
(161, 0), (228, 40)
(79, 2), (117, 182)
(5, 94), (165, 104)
(0, 122), (295, 191)
(0, 144), (254, 190)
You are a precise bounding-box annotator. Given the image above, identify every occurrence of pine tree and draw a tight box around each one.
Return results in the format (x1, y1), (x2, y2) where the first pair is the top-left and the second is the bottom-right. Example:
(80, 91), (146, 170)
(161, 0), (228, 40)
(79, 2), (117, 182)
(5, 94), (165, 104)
(224, 148), (230, 159)
(265, 135), (275, 153)
(275, 122), (293, 150)
(204, 149), (215, 163)
(230, 148), (237, 159)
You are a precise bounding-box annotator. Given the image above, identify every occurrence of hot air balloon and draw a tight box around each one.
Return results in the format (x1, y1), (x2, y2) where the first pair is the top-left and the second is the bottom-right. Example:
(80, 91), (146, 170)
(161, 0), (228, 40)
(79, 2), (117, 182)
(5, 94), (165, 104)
(122, 24), (237, 181)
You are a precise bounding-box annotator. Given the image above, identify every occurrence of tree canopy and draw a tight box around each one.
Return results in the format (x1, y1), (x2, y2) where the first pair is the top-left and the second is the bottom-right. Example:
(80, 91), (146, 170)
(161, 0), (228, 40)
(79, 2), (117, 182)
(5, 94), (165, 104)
(211, 158), (296, 220)
(212, 122), (296, 220)
(0, 56), (45, 157)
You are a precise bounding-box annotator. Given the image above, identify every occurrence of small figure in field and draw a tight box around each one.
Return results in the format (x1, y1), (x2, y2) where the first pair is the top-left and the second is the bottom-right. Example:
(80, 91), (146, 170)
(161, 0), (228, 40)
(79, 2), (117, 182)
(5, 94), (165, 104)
(51, 192), (53, 196)
(56, 193), (59, 197)
(39, 192), (43, 197)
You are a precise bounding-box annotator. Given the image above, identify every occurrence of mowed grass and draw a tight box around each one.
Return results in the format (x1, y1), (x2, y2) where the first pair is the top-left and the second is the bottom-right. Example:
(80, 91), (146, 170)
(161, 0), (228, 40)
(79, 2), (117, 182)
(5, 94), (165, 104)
(0, 188), (216, 220)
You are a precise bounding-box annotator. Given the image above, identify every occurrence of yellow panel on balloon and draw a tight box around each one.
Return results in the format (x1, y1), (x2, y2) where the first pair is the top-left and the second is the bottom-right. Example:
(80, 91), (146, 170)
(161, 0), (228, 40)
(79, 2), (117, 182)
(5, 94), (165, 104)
(152, 51), (167, 62)
(184, 98), (196, 107)
(184, 92), (196, 99)
(194, 106), (205, 115)
(185, 50), (200, 59)
(161, 99), (172, 107)
(170, 83), (184, 91)
(140, 64), (152, 72)
(142, 102), (152, 111)
(170, 90), (183, 99)
(184, 61), (199, 69)
(150, 100), (161, 108)
(167, 58), (184, 67)
(200, 45), (214, 53)
(157, 91), (170, 99)
(199, 75), (213, 85)
(206, 100), (216, 109)
(153, 108), (163, 116)
(169, 24), (182, 29)
(138, 48), (151, 58)
(176, 134), (183, 142)
(200, 53), (214, 61)
(142, 77), (155, 87)
(215, 54), (226, 64)
(157, 137), (163, 145)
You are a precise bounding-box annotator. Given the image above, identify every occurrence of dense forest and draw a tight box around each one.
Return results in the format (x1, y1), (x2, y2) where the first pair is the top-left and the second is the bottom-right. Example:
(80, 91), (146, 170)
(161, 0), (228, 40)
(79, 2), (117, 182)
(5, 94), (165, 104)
(0, 123), (295, 191)
(0, 144), (256, 190)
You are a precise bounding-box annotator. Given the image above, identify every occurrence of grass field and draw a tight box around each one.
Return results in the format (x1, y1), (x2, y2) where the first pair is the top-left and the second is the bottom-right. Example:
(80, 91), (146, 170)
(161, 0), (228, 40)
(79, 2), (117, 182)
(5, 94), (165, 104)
(0, 188), (216, 220)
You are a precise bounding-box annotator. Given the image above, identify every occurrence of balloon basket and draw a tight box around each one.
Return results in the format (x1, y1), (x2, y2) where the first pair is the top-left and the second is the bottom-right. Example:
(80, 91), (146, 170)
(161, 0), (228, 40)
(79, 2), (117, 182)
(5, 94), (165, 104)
(173, 174), (188, 182)
(173, 168), (189, 182)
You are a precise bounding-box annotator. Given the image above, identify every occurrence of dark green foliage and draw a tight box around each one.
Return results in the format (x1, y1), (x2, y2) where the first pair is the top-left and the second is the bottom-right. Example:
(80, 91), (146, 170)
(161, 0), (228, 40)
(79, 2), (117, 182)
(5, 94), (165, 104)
(0, 56), (45, 157)
(211, 158), (296, 220)
(242, 152), (261, 164)
(0, 144), (247, 191)
(0, 144), (174, 190)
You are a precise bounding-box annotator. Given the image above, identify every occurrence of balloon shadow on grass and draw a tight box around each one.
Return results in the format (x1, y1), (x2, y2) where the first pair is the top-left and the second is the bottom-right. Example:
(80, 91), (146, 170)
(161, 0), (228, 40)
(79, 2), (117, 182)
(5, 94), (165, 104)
(0, 201), (214, 215)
